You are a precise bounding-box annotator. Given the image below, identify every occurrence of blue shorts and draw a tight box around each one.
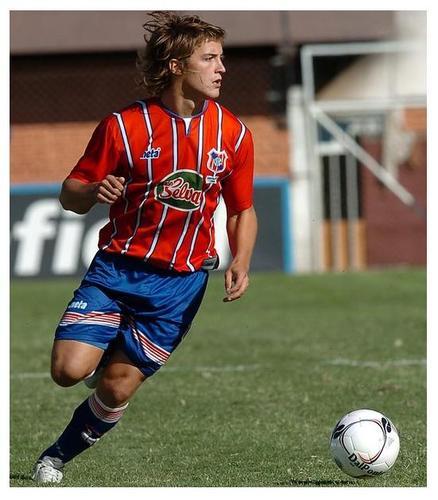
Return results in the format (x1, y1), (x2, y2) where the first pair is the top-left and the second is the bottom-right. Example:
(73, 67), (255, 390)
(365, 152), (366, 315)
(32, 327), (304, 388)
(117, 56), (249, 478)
(55, 250), (209, 377)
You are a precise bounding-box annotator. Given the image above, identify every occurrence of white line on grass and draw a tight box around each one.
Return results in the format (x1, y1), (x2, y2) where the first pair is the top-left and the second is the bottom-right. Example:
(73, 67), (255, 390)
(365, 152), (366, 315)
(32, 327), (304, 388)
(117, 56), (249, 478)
(12, 359), (426, 379)
(324, 358), (426, 369)
(11, 372), (51, 380)
(11, 364), (262, 380)
(164, 364), (262, 373)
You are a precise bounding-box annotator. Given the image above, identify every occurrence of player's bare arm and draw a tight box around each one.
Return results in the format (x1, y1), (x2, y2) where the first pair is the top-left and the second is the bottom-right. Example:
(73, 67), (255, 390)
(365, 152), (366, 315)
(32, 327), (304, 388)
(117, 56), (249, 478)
(224, 205), (257, 302)
(59, 175), (125, 214)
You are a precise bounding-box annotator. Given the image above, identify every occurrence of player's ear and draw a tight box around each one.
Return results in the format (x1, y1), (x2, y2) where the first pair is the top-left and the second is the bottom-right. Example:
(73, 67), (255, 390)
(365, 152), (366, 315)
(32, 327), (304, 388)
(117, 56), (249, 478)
(169, 58), (184, 76)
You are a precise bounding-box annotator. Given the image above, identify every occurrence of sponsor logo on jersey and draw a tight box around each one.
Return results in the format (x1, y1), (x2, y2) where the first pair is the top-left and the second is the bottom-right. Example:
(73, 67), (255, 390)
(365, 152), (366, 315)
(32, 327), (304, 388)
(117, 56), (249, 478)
(206, 148), (228, 184)
(155, 170), (203, 211)
(140, 146), (161, 160)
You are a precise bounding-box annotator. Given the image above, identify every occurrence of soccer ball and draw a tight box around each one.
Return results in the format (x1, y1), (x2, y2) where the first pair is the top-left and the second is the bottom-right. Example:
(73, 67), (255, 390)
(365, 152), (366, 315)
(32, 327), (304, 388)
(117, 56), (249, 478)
(329, 408), (400, 478)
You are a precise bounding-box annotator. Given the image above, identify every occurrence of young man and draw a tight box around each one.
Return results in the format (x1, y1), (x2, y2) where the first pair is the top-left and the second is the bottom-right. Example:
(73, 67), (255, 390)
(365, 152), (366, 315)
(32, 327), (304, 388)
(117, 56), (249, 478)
(32, 11), (257, 483)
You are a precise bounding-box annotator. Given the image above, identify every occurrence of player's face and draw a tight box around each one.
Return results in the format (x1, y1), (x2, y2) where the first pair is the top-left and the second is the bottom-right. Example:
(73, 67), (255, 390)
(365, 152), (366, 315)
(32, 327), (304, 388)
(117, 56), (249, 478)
(182, 39), (226, 100)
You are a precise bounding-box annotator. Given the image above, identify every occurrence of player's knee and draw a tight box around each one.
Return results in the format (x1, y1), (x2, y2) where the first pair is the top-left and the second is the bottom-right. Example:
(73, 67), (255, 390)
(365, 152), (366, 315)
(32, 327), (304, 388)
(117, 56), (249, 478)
(51, 361), (87, 387)
(98, 382), (131, 407)
(97, 376), (138, 407)
(51, 368), (78, 387)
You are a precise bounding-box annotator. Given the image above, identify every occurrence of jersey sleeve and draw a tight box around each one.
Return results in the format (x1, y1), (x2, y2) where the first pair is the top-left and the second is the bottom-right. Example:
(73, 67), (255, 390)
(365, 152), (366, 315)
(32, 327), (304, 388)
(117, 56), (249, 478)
(66, 115), (121, 183)
(221, 128), (254, 214)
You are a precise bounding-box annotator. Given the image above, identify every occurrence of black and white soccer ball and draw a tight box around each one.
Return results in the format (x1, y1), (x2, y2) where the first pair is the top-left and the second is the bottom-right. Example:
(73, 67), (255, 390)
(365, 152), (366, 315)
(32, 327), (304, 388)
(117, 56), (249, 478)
(330, 408), (400, 478)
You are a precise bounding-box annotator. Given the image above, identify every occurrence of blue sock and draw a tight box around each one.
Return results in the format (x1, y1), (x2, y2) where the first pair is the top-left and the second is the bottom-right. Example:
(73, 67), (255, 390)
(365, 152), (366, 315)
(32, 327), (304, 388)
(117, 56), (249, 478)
(39, 392), (128, 464)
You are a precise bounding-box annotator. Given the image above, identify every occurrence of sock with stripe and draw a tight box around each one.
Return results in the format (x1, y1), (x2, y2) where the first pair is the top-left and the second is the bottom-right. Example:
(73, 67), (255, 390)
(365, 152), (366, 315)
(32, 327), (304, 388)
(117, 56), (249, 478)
(38, 392), (128, 464)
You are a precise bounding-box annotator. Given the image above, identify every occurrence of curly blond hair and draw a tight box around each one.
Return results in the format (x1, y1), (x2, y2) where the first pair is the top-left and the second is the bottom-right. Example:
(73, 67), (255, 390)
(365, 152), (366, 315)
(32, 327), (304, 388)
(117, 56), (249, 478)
(137, 11), (225, 97)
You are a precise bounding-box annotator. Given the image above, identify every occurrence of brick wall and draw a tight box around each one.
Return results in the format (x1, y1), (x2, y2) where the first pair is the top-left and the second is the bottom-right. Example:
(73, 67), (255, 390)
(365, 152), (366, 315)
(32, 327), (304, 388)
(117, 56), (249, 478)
(10, 115), (290, 184)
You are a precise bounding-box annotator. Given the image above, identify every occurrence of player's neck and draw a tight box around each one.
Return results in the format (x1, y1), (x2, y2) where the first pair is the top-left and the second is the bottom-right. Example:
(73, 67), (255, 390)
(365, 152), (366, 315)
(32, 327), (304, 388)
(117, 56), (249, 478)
(160, 88), (205, 118)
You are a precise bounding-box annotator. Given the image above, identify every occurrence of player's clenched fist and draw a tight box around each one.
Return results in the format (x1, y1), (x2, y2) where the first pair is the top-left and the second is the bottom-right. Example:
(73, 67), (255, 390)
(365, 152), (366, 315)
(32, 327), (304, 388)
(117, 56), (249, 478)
(96, 175), (125, 204)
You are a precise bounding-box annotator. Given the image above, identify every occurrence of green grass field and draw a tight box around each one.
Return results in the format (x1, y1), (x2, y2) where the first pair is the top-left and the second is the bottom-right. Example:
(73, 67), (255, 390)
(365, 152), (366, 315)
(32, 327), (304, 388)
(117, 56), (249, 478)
(10, 268), (426, 487)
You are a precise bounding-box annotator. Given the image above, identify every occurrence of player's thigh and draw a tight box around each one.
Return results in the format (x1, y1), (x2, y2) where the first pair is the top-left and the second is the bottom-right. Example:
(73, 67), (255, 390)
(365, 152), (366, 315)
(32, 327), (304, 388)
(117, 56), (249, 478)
(52, 282), (123, 384)
(96, 349), (146, 407)
(51, 339), (104, 385)
(118, 269), (209, 378)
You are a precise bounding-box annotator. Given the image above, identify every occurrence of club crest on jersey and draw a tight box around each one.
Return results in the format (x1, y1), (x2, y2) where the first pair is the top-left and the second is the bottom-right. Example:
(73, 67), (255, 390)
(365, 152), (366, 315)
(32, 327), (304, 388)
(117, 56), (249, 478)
(155, 170), (203, 211)
(140, 146), (161, 160)
(206, 148), (228, 184)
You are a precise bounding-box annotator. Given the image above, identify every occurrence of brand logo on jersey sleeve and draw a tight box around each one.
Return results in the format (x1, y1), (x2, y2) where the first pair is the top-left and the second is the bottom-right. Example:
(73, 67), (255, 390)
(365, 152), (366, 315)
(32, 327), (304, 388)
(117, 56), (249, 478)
(206, 148), (228, 184)
(155, 170), (203, 211)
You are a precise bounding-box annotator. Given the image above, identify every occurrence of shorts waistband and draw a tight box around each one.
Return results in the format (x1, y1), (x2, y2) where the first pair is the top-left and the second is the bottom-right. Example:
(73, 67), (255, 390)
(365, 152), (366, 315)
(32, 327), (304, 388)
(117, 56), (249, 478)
(95, 250), (218, 274)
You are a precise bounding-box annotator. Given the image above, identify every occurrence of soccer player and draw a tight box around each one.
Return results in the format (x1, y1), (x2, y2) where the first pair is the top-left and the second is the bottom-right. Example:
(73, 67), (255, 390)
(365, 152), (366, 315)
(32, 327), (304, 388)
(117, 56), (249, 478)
(32, 12), (257, 483)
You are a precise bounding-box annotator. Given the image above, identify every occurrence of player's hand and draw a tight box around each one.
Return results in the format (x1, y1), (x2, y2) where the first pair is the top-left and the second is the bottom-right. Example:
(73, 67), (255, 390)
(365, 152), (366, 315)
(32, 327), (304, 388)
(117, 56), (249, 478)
(95, 175), (125, 205)
(223, 262), (249, 302)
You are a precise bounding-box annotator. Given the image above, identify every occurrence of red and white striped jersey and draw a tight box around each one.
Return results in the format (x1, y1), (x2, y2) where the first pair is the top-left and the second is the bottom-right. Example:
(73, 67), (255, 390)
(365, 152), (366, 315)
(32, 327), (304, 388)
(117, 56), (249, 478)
(67, 98), (254, 272)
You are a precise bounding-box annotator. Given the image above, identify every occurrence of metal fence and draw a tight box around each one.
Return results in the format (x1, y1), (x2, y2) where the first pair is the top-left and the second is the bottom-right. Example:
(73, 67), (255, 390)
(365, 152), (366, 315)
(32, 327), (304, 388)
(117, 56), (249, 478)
(288, 40), (426, 272)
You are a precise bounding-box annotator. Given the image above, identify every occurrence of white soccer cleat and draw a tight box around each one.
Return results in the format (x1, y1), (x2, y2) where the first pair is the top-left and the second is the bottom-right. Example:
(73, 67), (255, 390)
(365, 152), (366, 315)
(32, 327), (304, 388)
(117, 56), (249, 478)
(32, 456), (64, 484)
(83, 367), (101, 389)
(83, 347), (113, 389)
